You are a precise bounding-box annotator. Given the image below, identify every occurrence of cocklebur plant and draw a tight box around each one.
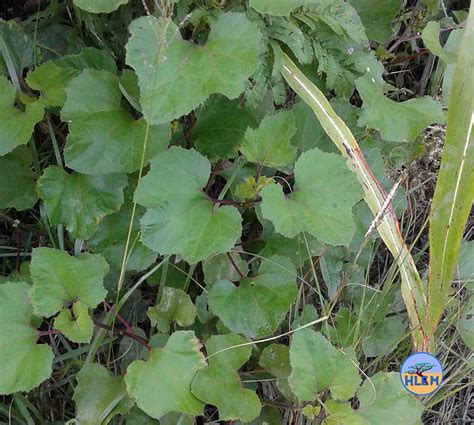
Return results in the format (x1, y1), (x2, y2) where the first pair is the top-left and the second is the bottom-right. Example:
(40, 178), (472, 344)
(0, 0), (471, 423)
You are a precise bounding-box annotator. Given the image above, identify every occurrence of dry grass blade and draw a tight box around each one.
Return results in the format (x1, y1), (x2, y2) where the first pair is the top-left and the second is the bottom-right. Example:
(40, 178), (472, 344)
(281, 54), (428, 350)
(427, 7), (474, 338)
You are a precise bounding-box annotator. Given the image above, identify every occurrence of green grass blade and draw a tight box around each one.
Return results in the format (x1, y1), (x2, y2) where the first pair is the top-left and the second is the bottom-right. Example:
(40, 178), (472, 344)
(281, 54), (427, 349)
(427, 7), (474, 337)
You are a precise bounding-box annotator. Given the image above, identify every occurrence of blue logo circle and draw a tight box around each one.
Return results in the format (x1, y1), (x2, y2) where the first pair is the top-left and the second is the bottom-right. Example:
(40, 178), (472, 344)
(400, 352), (443, 396)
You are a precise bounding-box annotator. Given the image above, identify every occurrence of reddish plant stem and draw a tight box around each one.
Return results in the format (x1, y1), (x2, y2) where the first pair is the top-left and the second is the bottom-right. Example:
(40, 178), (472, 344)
(92, 320), (152, 351)
(102, 301), (134, 335)
(226, 252), (245, 280)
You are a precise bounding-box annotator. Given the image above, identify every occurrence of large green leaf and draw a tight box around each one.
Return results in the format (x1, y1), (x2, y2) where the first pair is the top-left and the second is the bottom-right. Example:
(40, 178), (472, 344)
(126, 13), (262, 124)
(0, 19), (35, 77)
(240, 110), (297, 168)
(0, 281), (53, 395)
(361, 315), (407, 357)
(0, 156), (37, 210)
(357, 372), (424, 424)
(260, 148), (363, 246)
(26, 47), (117, 108)
(192, 96), (257, 161)
(73, 363), (133, 424)
(73, 0), (129, 13)
(0, 76), (44, 156)
(27, 63), (79, 108)
(61, 69), (170, 174)
(191, 334), (261, 422)
(259, 343), (295, 400)
(38, 166), (127, 239)
(147, 287), (196, 333)
(427, 8), (474, 339)
(125, 331), (206, 419)
(422, 22), (457, 64)
(288, 329), (361, 401)
(30, 247), (108, 336)
(356, 74), (445, 142)
(136, 147), (242, 263)
(208, 255), (297, 339)
(349, 0), (401, 43)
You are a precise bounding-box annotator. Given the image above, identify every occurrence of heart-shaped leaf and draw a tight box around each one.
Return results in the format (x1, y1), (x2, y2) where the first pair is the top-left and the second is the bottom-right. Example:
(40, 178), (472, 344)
(61, 69), (170, 174)
(289, 329), (361, 401)
(260, 148), (363, 245)
(136, 147), (242, 263)
(0, 76), (44, 156)
(191, 334), (261, 422)
(241, 110), (297, 168)
(126, 13), (263, 124)
(125, 331), (206, 419)
(38, 166), (127, 240)
(0, 281), (53, 395)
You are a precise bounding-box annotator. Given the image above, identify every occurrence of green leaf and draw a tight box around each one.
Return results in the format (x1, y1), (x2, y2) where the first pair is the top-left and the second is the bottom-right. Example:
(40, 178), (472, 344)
(260, 148), (363, 245)
(191, 334), (261, 422)
(125, 331), (206, 419)
(30, 247), (108, 317)
(323, 400), (369, 425)
(0, 76), (44, 156)
(126, 13), (262, 124)
(0, 19), (35, 77)
(37, 166), (127, 239)
(54, 47), (117, 73)
(88, 201), (156, 272)
(361, 315), (407, 357)
(249, 0), (318, 16)
(288, 329), (361, 401)
(0, 156), (37, 210)
(73, 363), (133, 425)
(73, 0), (129, 13)
(356, 74), (445, 142)
(54, 301), (94, 344)
(208, 255), (297, 339)
(26, 62), (80, 107)
(241, 111), (297, 168)
(61, 69), (170, 174)
(136, 147), (242, 263)
(259, 343), (295, 400)
(192, 95), (257, 161)
(147, 287), (196, 333)
(422, 21), (457, 63)
(0, 281), (53, 395)
(357, 372), (424, 424)
(349, 0), (401, 43)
